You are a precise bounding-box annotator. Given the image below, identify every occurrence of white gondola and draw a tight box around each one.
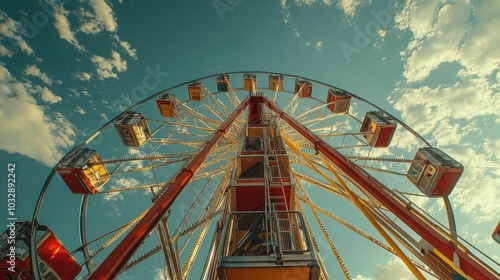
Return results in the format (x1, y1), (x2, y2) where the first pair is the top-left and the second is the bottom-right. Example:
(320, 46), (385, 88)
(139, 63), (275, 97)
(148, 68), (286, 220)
(114, 111), (152, 147)
(407, 147), (463, 197)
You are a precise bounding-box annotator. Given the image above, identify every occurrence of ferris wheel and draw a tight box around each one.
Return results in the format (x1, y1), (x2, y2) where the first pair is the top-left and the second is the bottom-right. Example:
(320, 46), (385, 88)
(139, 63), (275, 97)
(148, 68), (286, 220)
(1, 72), (499, 279)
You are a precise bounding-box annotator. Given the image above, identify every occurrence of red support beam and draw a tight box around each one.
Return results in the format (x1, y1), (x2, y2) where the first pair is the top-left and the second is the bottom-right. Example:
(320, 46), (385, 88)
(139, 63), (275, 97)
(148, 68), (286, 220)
(263, 97), (498, 280)
(89, 97), (250, 280)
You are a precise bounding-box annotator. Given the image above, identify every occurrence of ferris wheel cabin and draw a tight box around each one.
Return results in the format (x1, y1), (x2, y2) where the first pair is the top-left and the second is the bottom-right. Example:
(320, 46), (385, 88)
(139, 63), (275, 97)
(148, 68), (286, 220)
(188, 81), (203, 101)
(0, 222), (81, 280)
(360, 111), (397, 147)
(407, 147), (464, 197)
(493, 221), (500, 245)
(243, 73), (257, 91)
(156, 93), (178, 117)
(326, 88), (352, 114)
(57, 148), (110, 194)
(114, 111), (152, 147)
(217, 74), (230, 92)
(269, 75), (284, 91)
(294, 79), (313, 98)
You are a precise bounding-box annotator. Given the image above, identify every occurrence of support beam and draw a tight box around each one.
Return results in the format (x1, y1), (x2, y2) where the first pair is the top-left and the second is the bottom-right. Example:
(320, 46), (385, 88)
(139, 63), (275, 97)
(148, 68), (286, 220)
(88, 97), (250, 280)
(263, 96), (498, 280)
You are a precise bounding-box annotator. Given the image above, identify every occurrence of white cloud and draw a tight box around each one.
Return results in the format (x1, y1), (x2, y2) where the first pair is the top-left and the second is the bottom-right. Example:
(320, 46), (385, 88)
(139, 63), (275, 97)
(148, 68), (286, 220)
(357, 256), (438, 280)
(37, 85), (62, 104)
(389, 78), (499, 144)
(396, 0), (500, 83)
(74, 106), (86, 114)
(91, 51), (127, 79)
(113, 34), (137, 59)
(72, 72), (92, 81)
(80, 0), (118, 34)
(0, 64), (75, 166)
(92, 0), (117, 32)
(353, 275), (372, 280)
(153, 267), (167, 280)
(337, 0), (371, 18)
(23, 65), (52, 85)
(371, 257), (415, 279)
(377, 29), (387, 40)
(484, 138), (500, 161)
(118, 39), (137, 59)
(103, 177), (139, 202)
(280, 0), (301, 37)
(315, 40), (324, 51)
(0, 10), (34, 56)
(295, 0), (316, 6)
(448, 147), (500, 222)
(0, 44), (13, 57)
(52, 4), (85, 51)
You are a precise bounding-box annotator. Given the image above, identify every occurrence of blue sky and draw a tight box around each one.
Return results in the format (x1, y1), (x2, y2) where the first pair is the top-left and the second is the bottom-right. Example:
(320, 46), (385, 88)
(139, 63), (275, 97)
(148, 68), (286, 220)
(1, 0), (499, 279)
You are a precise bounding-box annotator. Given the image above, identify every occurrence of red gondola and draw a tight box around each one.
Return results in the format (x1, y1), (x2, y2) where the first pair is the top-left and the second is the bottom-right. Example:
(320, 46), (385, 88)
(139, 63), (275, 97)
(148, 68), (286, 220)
(156, 93), (178, 117)
(360, 111), (397, 147)
(269, 75), (284, 91)
(294, 79), (312, 97)
(327, 88), (351, 114)
(243, 73), (257, 91)
(493, 221), (500, 245)
(407, 147), (464, 197)
(0, 222), (81, 280)
(188, 81), (203, 101)
(57, 148), (110, 194)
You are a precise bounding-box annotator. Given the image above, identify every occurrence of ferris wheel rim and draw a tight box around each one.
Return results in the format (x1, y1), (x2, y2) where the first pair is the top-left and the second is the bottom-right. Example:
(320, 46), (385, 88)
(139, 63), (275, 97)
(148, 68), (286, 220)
(29, 71), (467, 280)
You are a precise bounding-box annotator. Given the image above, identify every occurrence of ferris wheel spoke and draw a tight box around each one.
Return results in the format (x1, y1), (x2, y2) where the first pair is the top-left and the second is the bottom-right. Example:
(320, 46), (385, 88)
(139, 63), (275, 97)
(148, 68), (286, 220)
(175, 173), (226, 235)
(295, 202), (331, 280)
(318, 154), (428, 279)
(205, 87), (233, 115)
(181, 221), (212, 279)
(293, 172), (345, 198)
(292, 100), (330, 120)
(107, 157), (191, 177)
(179, 102), (222, 127)
(85, 205), (153, 262)
(296, 180), (352, 279)
(224, 79), (242, 107)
